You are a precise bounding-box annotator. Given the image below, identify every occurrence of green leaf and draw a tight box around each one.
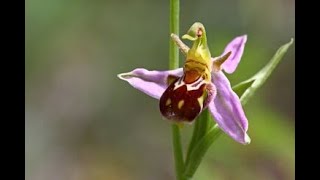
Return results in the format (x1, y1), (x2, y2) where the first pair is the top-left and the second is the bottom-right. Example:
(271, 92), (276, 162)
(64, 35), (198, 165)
(183, 38), (294, 179)
(234, 38), (294, 104)
(184, 124), (222, 179)
(232, 79), (255, 97)
(185, 110), (213, 172)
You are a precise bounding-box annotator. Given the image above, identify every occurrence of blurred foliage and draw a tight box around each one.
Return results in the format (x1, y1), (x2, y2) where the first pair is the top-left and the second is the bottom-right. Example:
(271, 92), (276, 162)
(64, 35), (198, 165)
(26, 0), (294, 180)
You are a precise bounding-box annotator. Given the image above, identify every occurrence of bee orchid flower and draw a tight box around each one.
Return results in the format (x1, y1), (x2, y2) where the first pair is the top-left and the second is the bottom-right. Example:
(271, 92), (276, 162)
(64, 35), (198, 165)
(118, 22), (250, 144)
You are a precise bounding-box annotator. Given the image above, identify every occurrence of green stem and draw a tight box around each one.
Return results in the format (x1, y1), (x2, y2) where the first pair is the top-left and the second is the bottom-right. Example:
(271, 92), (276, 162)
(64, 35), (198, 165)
(169, 0), (184, 180)
(171, 125), (184, 180)
(169, 0), (179, 70)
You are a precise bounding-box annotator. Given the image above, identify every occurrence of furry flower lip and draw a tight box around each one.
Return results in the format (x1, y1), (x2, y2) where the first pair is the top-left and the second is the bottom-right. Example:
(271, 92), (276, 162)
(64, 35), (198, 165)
(118, 22), (250, 144)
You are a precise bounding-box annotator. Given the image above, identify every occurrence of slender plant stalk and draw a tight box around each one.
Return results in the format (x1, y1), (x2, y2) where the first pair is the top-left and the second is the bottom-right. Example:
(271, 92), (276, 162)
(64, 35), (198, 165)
(171, 125), (184, 180)
(169, 0), (184, 180)
(169, 0), (179, 70)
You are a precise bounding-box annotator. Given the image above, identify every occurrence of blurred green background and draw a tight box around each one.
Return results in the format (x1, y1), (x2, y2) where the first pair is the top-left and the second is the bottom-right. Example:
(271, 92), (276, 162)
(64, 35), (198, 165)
(26, 0), (294, 179)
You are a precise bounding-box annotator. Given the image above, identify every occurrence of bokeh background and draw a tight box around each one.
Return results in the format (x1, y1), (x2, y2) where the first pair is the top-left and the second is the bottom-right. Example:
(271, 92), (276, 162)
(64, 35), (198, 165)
(26, 0), (295, 179)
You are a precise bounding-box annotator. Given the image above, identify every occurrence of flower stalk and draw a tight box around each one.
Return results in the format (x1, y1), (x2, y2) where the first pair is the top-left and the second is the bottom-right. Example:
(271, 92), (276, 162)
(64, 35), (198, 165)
(169, 0), (185, 180)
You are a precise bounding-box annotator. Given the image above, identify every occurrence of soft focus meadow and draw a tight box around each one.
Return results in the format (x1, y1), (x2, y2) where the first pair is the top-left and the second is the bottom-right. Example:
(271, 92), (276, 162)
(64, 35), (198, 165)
(26, 0), (294, 180)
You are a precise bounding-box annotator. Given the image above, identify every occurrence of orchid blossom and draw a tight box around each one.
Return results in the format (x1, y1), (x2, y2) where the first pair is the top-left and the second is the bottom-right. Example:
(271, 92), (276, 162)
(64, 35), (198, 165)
(118, 22), (250, 144)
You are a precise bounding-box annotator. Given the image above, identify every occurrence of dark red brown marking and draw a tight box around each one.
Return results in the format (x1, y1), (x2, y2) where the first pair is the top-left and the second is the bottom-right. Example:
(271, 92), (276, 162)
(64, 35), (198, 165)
(184, 70), (201, 84)
(159, 77), (212, 122)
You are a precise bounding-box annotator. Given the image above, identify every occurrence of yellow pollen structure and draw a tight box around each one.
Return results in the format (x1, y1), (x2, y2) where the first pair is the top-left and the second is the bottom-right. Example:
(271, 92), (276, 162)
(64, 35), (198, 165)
(178, 100), (185, 109)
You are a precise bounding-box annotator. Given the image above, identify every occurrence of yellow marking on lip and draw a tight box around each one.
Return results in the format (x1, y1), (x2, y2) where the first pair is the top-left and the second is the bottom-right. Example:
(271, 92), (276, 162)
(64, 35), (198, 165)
(166, 98), (172, 106)
(178, 100), (185, 109)
(197, 96), (204, 110)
